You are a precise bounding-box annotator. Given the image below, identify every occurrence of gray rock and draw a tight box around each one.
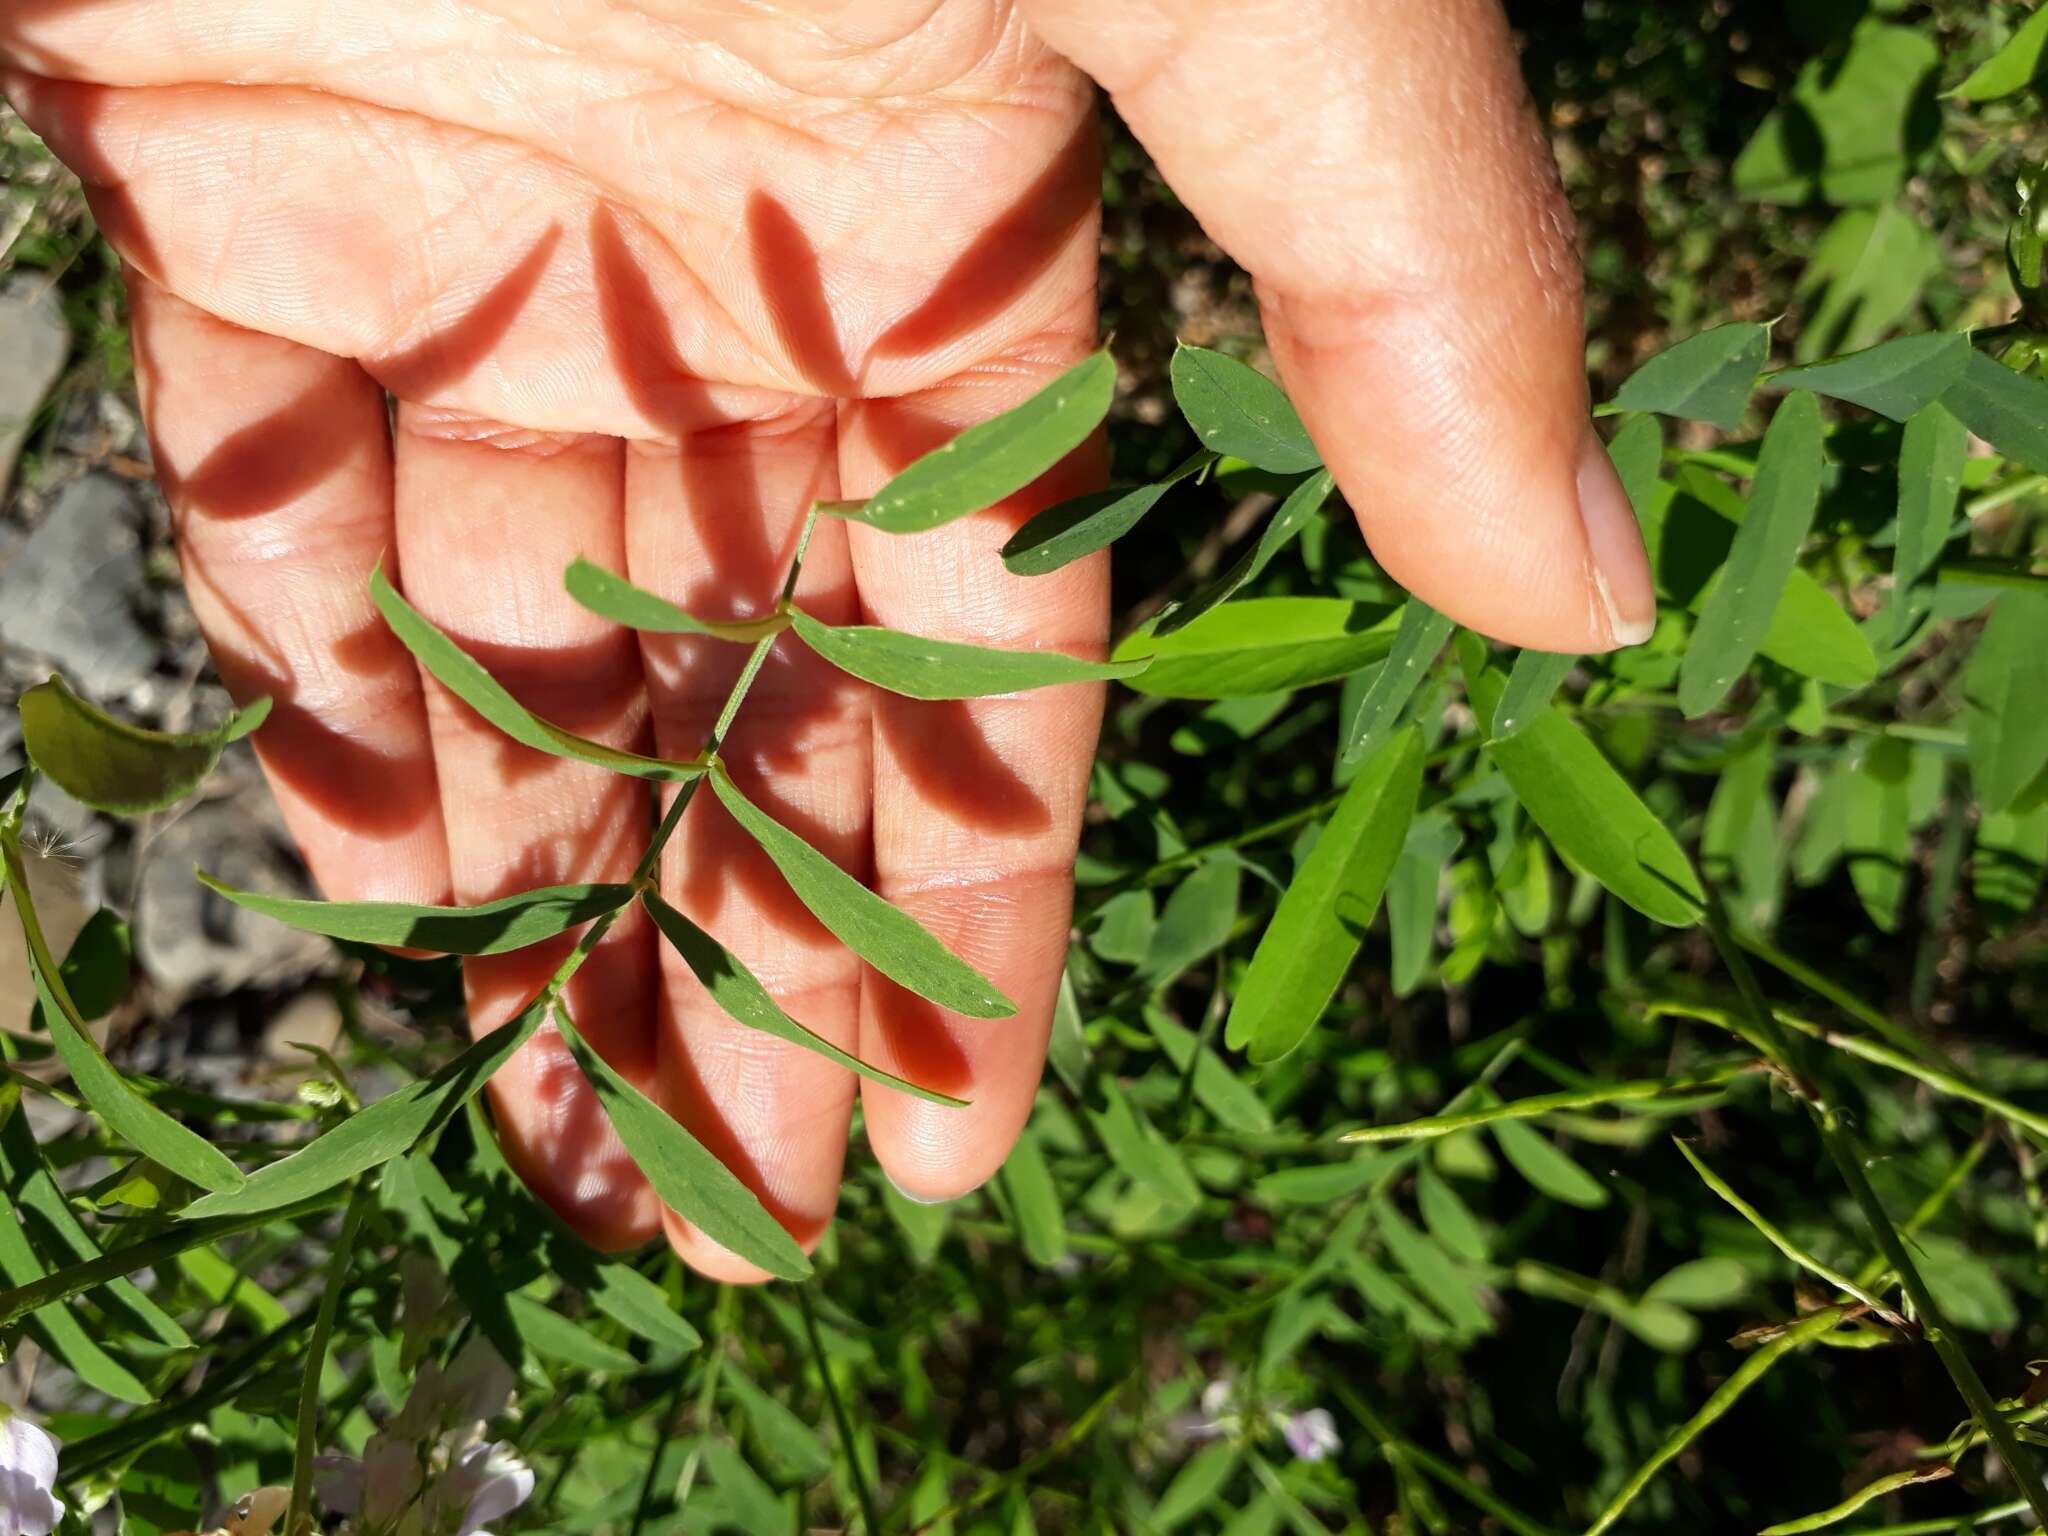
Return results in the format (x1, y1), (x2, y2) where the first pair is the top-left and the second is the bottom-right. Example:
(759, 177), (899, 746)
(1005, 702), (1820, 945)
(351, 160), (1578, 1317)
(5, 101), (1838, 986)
(0, 277), (70, 493)
(0, 472), (155, 695)
(135, 797), (327, 1000)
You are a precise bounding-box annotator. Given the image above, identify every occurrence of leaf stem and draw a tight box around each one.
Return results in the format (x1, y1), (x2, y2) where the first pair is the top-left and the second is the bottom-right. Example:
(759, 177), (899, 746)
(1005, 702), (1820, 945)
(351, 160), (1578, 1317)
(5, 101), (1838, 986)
(287, 1175), (376, 1536)
(800, 1284), (882, 1535)
(1341, 1061), (1757, 1143)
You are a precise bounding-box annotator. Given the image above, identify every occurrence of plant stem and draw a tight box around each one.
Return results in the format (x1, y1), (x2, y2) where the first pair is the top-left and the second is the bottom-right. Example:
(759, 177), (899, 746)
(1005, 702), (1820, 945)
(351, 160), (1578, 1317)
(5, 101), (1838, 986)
(801, 1284), (882, 1535)
(1585, 1305), (1852, 1536)
(287, 1175), (376, 1536)
(628, 1373), (688, 1536)
(1703, 904), (2048, 1531)
(1342, 1061), (1757, 1144)
(669, 1286), (736, 1514)
(0, 1187), (347, 1329)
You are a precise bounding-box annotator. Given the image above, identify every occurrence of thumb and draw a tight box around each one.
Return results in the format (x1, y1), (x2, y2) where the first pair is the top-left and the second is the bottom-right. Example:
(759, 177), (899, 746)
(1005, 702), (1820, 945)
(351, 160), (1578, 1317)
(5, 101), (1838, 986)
(1018, 0), (1654, 653)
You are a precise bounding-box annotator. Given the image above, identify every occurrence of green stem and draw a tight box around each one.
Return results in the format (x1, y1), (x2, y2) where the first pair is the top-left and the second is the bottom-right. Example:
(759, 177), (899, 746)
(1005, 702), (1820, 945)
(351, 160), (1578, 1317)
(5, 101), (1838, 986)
(669, 1288), (736, 1515)
(287, 1176), (376, 1536)
(800, 1284), (881, 1535)
(628, 1374), (688, 1536)
(1702, 905), (2048, 1532)
(1584, 1306), (1852, 1536)
(0, 1186), (347, 1329)
(1335, 1383), (1561, 1536)
(1342, 1061), (1756, 1144)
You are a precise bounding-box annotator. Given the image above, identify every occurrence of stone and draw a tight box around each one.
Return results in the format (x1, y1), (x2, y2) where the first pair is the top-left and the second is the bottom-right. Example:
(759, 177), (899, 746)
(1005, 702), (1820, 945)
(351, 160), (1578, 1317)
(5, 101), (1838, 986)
(262, 989), (344, 1064)
(0, 277), (69, 494)
(134, 798), (328, 1001)
(0, 472), (156, 696)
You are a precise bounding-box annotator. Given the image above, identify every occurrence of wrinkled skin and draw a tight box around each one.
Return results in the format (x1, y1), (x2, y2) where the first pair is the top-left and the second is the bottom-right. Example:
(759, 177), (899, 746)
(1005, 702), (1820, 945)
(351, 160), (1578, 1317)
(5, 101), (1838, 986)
(1, 0), (1655, 1278)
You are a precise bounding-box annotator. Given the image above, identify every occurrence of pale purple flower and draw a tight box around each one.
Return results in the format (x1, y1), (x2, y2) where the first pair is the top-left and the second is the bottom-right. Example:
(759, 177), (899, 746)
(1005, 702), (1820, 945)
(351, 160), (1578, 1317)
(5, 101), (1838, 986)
(435, 1441), (533, 1536)
(1283, 1408), (1340, 1463)
(0, 1405), (66, 1536)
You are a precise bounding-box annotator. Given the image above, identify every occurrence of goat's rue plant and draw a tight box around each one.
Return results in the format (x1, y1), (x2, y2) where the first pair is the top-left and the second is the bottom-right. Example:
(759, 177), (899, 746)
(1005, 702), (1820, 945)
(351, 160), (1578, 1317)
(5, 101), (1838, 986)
(5, 24), (2048, 1529)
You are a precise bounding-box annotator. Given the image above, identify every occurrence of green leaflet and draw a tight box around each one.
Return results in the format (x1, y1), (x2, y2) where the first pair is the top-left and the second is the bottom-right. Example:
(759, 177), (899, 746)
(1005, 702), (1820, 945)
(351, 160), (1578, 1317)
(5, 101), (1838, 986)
(639, 889), (964, 1105)
(564, 558), (783, 641)
(0, 1106), (191, 1351)
(184, 991), (554, 1219)
(1645, 470), (1876, 689)
(1088, 1077), (1201, 1213)
(1001, 449), (1213, 576)
(370, 566), (701, 782)
(3, 828), (246, 1194)
(701, 1440), (788, 1536)
(1340, 604), (1453, 764)
(18, 674), (270, 815)
(198, 874), (634, 956)
(1889, 400), (1969, 644)
(1730, 21), (1937, 206)
(1701, 734), (1782, 933)
(836, 350), (1116, 534)
(1679, 390), (1826, 717)
(1950, 2), (2048, 101)
(0, 1147), (153, 1404)
(1416, 1163), (1489, 1263)
(724, 1367), (831, 1481)
(550, 1000), (813, 1281)
(1169, 344), (1321, 473)
(1144, 855), (1241, 983)
(1846, 737), (1912, 934)
(1941, 348), (2048, 476)
(1225, 729), (1422, 1064)
(708, 764), (1014, 1018)
(1115, 598), (1400, 699)
(1157, 469), (1333, 636)
(1374, 1201), (1491, 1335)
(1253, 1156), (1392, 1206)
(1143, 1008), (1274, 1134)
(1642, 1257), (1751, 1310)
(1463, 658), (1703, 926)
(582, 1261), (702, 1357)
(1610, 322), (1770, 431)
(1490, 650), (1577, 742)
(1975, 796), (2048, 931)
(1766, 332), (1970, 421)
(997, 1125), (1068, 1269)
(1796, 205), (1940, 365)
(1153, 1443), (1241, 1532)
(1963, 591), (2048, 814)
(1388, 811), (1460, 996)
(786, 608), (1144, 700)
(1492, 1120), (1610, 1209)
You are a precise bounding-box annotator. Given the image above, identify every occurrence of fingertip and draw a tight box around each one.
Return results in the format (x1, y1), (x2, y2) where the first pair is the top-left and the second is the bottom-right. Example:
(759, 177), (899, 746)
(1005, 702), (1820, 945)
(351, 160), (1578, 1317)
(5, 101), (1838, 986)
(1574, 429), (1657, 650)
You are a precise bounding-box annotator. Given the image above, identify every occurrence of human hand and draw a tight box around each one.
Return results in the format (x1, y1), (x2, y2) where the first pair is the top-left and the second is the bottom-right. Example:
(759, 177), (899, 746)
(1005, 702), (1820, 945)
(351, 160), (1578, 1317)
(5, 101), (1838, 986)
(1, 0), (1654, 1279)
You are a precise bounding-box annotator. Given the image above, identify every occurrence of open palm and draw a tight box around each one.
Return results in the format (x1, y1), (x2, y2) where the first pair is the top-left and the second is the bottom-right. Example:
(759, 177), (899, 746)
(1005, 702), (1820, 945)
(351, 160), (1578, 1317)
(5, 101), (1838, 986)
(2, 0), (1654, 1277)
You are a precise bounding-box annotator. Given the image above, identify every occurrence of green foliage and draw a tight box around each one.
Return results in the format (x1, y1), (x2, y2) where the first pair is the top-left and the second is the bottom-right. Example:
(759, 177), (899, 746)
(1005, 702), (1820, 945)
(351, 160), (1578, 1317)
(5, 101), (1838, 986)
(4, 11), (2048, 1533)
